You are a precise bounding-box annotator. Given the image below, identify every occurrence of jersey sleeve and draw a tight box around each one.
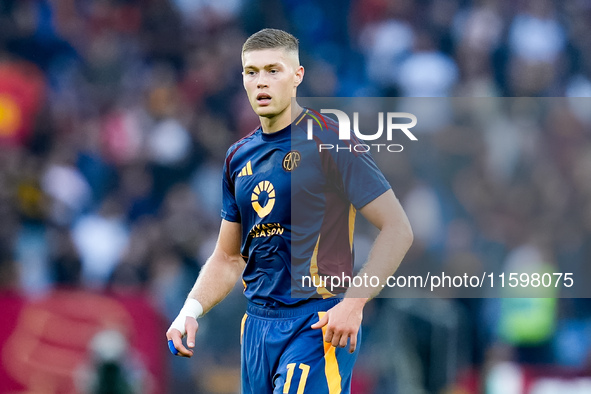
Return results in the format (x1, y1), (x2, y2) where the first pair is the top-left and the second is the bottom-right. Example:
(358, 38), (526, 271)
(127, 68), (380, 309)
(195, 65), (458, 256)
(338, 149), (391, 209)
(319, 137), (391, 210)
(221, 153), (241, 222)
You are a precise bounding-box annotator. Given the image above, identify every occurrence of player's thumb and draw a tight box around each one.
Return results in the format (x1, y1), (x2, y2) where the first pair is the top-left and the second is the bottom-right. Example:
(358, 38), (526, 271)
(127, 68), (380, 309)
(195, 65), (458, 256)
(185, 317), (199, 348)
(311, 313), (329, 329)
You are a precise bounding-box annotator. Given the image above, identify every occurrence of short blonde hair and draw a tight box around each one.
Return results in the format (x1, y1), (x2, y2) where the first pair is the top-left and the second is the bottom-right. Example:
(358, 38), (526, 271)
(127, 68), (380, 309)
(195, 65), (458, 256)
(242, 28), (299, 55)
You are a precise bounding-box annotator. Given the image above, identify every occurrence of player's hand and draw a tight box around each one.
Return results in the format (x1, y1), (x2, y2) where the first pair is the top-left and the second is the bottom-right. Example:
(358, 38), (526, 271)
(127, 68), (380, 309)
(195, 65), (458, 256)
(166, 317), (199, 357)
(310, 298), (366, 353)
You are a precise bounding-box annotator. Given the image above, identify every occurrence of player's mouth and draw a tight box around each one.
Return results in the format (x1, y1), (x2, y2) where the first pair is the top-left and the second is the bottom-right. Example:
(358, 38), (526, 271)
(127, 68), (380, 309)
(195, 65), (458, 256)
(256, 93), (272, 106)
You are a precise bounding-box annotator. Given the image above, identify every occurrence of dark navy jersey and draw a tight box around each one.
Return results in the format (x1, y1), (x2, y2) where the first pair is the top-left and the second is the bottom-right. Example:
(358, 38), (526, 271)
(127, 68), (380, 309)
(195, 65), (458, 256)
(221, 109), (391, 308)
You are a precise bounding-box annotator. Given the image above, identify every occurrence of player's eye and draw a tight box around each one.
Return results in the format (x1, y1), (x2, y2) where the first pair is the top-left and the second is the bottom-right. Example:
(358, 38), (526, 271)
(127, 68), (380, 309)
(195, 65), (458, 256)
(246, 70), (256, 76)
(270, 69), (278, 74)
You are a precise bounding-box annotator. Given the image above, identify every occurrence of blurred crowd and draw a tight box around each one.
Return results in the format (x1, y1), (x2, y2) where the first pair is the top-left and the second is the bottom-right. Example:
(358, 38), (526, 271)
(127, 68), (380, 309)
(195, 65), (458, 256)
(0, 0), (591, 393)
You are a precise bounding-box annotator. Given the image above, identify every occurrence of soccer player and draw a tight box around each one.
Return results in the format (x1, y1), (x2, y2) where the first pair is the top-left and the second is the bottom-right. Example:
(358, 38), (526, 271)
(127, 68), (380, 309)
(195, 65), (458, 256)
(166, 28), (413, 393)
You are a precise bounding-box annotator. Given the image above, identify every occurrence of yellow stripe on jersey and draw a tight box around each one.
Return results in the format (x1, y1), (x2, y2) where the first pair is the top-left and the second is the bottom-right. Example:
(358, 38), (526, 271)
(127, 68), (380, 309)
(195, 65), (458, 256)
(348, 205), (356, 253)
(318, 312), (342, 394)
(309, 235), (334, 299)
(240, 313), (247, 344)
(294, 109), (308, 126)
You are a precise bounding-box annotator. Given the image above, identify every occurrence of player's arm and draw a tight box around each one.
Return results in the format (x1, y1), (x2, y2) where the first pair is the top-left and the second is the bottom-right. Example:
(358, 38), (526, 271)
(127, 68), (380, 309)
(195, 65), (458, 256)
(312, 189), (413, 352)
(166, 219), (244, 357)
(347, 188), (413, 299)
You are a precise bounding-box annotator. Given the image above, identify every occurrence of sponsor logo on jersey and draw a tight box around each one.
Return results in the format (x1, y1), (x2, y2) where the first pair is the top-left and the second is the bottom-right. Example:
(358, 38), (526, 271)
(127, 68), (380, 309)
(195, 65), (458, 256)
(251, 180), (275, 218)
(238, 161), (253, 177)
(248, 222), (285, 238)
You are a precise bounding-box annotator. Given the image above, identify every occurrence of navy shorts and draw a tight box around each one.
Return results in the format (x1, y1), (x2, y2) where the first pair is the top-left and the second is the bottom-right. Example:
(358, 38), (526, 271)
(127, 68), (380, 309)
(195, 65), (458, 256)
(240, 298), (360, 394)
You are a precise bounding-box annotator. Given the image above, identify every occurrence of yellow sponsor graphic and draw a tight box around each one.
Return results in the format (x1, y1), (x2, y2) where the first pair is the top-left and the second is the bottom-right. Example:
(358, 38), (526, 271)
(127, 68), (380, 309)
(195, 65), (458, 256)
(248, 222), (285, 238)
(251, 180), (275, 218)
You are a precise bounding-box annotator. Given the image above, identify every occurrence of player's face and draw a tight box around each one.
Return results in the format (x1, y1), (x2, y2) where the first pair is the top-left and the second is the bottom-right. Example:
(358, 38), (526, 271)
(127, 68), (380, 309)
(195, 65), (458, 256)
(242, 48), (303, 120)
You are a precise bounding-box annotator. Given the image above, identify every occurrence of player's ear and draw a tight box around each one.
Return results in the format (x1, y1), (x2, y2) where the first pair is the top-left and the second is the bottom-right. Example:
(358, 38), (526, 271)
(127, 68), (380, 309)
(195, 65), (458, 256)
(294, 66), (304, 87)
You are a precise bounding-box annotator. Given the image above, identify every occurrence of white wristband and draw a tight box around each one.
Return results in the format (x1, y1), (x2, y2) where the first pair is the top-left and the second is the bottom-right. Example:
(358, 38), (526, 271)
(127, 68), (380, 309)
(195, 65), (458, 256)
(169, 298), (204, 336)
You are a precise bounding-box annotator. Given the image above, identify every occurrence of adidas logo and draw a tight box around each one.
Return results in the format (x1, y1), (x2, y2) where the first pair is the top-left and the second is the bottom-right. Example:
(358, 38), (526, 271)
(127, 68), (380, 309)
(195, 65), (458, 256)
(238, 161), (253, 177)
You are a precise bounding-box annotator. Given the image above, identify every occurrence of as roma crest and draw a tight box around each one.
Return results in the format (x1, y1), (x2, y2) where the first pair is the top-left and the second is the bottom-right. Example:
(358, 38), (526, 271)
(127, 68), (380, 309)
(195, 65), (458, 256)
(282, 151), (301, 172)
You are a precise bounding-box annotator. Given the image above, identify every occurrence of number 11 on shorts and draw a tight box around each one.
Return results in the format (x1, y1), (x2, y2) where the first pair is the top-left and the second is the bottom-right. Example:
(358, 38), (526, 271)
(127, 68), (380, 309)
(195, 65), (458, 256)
(284, 363), (310, 394)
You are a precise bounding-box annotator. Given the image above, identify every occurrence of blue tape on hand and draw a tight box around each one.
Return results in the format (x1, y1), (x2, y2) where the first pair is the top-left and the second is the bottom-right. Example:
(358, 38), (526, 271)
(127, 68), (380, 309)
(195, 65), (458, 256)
(168, 339), (179, 355)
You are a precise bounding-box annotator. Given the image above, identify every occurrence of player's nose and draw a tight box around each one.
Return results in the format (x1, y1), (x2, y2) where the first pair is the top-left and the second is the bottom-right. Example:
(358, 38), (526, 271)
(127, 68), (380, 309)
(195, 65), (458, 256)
(256, 73), (269, 88)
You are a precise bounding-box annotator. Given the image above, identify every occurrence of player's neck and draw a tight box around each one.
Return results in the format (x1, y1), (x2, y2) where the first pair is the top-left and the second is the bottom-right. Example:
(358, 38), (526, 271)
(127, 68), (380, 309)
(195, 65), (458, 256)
(260, 104), (304, 134)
